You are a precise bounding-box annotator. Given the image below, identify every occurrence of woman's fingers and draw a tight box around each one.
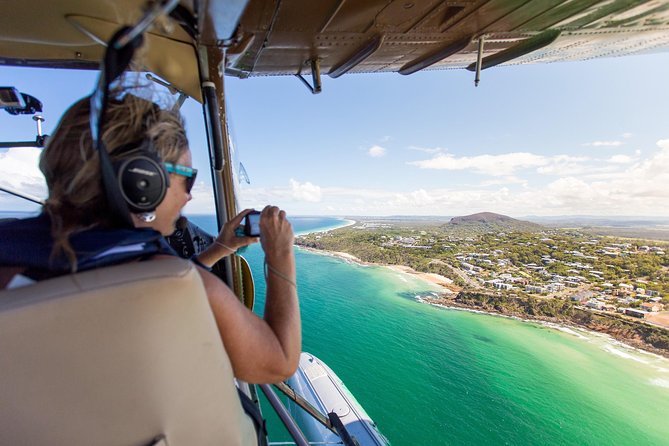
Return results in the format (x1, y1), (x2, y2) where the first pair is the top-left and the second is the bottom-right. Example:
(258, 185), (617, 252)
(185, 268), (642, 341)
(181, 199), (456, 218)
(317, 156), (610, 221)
(259, 205), (294, 258)
(230, 208), (255, 227)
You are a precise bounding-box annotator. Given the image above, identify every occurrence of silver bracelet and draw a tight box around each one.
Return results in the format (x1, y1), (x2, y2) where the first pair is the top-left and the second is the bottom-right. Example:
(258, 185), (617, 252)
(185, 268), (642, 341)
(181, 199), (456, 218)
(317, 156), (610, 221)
(214, 240), (235, 254)
(264, 258), (297, 288)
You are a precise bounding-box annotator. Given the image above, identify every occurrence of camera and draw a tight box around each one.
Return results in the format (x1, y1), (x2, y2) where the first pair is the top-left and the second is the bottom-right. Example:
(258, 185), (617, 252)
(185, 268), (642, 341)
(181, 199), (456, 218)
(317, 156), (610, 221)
(244, 211), (261, 237)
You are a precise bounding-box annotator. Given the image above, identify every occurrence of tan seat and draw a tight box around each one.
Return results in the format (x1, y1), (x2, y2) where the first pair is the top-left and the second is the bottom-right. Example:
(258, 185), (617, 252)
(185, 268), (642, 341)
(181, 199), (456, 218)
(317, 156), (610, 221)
(0, 257), (257, 445)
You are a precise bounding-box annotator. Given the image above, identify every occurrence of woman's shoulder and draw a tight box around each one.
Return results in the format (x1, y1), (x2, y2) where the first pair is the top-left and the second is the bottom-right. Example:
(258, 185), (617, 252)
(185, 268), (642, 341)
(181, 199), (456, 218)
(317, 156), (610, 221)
(0, 214), (177, 277)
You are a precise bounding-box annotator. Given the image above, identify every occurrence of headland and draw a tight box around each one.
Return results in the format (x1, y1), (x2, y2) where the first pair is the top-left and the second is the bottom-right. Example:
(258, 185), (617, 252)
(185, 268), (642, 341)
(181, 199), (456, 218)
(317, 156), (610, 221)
(296, 215), (669, 358)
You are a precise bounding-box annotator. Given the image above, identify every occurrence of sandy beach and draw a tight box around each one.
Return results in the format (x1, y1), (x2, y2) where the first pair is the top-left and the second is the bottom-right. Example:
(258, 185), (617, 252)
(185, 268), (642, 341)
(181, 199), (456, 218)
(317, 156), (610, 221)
(384, 265), (457, 291)
(296, 218), (356, 236)
(297, 246), (458, 293)
(296, 245), (669, 359)
(295, 223), (463, 293)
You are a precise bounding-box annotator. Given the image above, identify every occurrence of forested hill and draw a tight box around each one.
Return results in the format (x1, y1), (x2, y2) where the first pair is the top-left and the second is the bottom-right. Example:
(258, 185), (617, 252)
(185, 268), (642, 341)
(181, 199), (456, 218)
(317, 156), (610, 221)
(447, 212), (543, 233)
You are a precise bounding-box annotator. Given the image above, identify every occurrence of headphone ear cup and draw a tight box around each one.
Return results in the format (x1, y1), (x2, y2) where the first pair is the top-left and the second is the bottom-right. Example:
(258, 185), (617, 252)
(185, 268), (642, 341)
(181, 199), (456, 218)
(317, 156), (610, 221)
(116, 155), (168, 212)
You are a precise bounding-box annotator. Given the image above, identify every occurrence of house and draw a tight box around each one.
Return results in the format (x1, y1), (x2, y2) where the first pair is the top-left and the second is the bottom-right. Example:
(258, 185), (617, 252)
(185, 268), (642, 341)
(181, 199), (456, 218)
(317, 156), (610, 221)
(640, 302), (663, 312)
(571, 291), (594, 302)
(546, 283), (565, 292)
(586, 299), (606, 310)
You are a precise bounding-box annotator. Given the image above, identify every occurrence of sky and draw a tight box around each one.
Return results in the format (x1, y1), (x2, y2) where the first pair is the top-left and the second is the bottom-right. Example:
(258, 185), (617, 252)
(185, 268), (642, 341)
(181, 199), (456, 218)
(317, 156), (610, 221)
(1, 51), (669, 218)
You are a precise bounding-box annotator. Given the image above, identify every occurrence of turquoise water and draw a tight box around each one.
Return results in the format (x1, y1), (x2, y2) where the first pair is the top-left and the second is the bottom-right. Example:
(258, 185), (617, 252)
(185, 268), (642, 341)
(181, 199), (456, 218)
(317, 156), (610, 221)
(193, 215), (669, 445)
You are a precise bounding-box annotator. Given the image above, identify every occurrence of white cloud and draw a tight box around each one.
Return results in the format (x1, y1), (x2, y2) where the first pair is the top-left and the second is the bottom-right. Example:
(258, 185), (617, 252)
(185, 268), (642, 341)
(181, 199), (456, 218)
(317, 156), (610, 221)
(0, 147), (47, 208)
(289, 179), (322, 202)
(607, 154), (635, 164)
(480, 176), (527, 187)
(582, 140), (623, 147)
(409, 150), (622, 178)
(408, 146), (443, 154)
(236, 138), (669, 216)
(408, 152), (547, 176)
(535, 155), (591, 176)
(622, 132), (633, 139)
(367, 145), (387, 157)
(186, 181), (216, 214)
(196, 138), (669, 217)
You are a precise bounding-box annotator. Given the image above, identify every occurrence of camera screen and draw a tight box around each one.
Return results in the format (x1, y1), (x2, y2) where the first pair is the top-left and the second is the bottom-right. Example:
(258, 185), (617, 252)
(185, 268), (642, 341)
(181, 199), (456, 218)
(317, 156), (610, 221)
(246, 212), (261, 236)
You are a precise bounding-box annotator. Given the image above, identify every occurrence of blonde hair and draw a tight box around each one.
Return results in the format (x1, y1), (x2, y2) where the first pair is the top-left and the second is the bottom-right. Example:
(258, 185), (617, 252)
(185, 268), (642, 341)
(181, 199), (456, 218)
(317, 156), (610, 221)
(40, 90), (189, 268)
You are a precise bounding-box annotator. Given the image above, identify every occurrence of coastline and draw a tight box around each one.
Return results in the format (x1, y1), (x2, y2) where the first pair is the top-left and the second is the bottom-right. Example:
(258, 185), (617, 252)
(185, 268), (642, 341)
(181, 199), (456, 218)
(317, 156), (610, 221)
(296, 245), (669, 360)
(420, 295), (669, 360)
(297, 246), (457, 290)
(295, 218), (356, 236)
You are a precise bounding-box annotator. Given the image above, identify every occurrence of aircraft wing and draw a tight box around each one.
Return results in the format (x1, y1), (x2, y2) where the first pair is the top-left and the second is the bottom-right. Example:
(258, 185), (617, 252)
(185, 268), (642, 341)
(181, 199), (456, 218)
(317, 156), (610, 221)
(228, 0), (669, 78)
(2, 0), (669, 98)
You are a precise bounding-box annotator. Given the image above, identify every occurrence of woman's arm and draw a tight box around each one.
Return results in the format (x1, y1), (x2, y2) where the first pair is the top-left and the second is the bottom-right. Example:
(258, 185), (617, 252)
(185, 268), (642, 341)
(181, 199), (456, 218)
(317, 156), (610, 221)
(196, 205), (300, 383)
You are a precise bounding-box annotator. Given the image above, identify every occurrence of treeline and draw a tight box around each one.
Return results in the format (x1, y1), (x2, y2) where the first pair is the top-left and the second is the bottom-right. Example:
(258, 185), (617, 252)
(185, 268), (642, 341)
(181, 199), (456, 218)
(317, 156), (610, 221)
(452, 292), (669, 355)
(297, 225), (669, 301)
(296, 233), (467, 286)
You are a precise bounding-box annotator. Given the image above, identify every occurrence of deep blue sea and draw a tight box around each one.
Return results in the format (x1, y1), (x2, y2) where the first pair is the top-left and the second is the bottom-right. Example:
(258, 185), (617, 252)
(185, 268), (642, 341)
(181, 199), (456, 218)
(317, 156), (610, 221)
(187, 214), (669, 446)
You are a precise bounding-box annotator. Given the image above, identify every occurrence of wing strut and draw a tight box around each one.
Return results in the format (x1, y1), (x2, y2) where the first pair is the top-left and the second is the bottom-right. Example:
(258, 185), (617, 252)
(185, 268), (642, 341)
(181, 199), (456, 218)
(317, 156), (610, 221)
(295, 58), (322, 94)
(145, 73), (189, 110)
(475, 36), (485, 87)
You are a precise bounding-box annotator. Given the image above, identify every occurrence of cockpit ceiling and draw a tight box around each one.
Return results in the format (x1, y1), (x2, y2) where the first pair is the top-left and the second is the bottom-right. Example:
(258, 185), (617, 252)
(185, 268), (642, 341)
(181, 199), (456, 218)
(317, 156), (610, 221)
(0, 0), (202, 100)
(1, 0), (669, 99)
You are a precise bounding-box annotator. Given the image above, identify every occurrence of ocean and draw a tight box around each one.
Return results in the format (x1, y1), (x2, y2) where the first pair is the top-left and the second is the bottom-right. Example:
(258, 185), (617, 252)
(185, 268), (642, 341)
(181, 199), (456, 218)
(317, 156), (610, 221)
(3, 211), (669, 443)
(186, 214), (669, 445)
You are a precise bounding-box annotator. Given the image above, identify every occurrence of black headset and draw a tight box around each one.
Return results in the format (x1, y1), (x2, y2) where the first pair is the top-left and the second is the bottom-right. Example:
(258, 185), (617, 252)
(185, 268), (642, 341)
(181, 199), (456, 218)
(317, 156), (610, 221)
(113, 139), (170, 213)
(92, 25), (174, 227)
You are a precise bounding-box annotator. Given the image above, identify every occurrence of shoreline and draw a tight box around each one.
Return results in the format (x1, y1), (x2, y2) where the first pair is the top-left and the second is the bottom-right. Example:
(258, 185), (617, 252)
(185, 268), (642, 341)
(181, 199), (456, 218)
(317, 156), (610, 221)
(419, 295), (669, 360)
(297, 245), (459, 290)
(296, 218), (357, 237)
(296, 245), (669, 360)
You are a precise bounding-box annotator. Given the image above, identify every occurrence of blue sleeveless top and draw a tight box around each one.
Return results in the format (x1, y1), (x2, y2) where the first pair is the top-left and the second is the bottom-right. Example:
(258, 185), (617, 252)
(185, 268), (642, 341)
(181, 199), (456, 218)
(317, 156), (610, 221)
(0, 214), (176, 280)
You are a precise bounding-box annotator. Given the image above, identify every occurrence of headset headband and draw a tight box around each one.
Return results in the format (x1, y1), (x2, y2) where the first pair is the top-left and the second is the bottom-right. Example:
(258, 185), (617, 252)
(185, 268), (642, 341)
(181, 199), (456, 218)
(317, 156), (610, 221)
(90, 1), (180, 227)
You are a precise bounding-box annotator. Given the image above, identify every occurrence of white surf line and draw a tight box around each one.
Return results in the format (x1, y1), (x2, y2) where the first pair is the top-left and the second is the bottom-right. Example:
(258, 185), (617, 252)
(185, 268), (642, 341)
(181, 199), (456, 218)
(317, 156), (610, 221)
(419, 299), (669, 363)
(295, 218), (356, 236)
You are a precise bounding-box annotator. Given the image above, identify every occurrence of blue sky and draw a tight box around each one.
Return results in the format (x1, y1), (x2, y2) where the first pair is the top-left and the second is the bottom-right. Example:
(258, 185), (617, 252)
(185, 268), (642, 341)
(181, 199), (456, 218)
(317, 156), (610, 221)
(2, 52), (668, 217)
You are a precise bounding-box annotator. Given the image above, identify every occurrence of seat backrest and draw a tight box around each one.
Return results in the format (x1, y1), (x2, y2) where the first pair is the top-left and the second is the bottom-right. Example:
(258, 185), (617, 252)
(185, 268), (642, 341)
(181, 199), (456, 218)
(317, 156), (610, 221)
(0, 257), (257, 446)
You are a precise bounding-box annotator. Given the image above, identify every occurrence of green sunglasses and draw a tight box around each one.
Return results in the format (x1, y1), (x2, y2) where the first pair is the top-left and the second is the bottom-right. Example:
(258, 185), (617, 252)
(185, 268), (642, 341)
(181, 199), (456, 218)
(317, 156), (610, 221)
(165, 163), (198, 193)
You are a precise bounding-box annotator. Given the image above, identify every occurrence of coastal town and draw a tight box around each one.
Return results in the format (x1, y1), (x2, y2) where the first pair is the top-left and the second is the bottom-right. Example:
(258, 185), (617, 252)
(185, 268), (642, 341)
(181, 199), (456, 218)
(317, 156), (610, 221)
(296, 214), (669, 355)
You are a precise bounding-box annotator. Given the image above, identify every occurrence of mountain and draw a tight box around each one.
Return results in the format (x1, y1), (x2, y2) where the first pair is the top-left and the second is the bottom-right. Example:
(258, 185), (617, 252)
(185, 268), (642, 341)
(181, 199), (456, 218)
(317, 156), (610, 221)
(447, 212), (543, 232)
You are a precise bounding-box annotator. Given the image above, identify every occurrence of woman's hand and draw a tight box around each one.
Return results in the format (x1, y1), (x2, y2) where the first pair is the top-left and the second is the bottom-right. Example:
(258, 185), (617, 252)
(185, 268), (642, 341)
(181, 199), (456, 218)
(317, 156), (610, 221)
(259, 205), (294, 261)
(214, 208), (259, 253)
(196, 209), (259, 268)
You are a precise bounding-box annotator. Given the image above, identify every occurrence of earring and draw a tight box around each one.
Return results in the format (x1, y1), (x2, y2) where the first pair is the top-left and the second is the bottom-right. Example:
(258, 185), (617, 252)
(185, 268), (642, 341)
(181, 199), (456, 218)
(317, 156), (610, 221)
(137, 212), (156, 223)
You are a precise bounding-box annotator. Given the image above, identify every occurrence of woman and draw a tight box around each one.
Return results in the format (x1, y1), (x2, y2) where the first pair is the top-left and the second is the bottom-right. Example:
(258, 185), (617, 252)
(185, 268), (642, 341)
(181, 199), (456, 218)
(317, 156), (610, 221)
(0, 90), (300, 384)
